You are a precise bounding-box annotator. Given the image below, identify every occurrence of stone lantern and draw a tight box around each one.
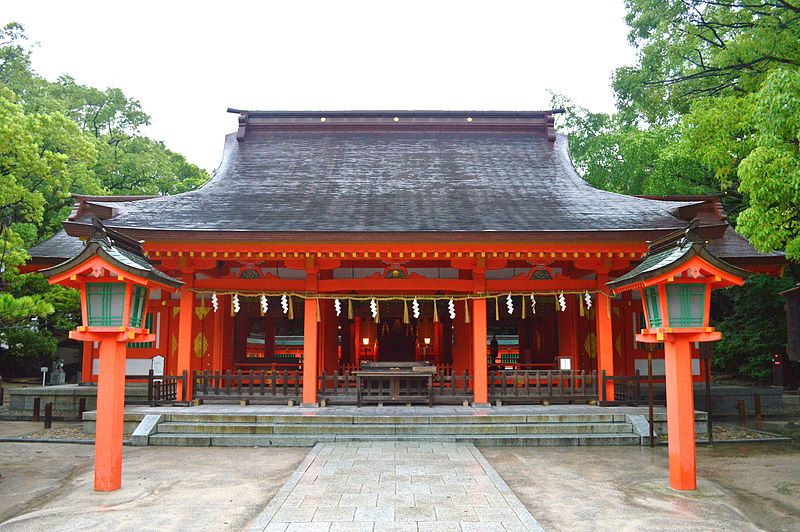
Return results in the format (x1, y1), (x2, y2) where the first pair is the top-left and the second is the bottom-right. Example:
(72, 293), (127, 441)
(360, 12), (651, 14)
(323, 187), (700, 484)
(42, 220), (182, 491)
(608, 224), (749, 491)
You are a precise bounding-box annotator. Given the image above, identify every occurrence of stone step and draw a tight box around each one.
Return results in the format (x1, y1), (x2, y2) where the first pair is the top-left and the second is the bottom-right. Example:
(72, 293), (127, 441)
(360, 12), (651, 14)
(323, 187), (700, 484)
(147, 432), (642, 447)
(156, 421), (634, 436)
(158, 412), (626, 424)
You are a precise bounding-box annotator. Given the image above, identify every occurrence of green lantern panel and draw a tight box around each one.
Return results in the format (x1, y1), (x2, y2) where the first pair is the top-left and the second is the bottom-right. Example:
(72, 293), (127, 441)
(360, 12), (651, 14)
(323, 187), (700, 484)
(128, 285), (149, 328)
(643, 286), (662, 328)
(666, 283), (706, 328)
(86, 282), (126, 326)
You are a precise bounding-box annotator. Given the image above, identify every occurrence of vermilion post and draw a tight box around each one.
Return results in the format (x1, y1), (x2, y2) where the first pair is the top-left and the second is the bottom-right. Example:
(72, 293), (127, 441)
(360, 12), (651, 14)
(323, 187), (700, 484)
(94, 339), (127, 491)
(303, 298), (319, 406)
(471, 298), (488, 405)
(176, 281), (195, 400)
(81, 341), (93, 383)
(664, 338), (697, 490)
(596, 289), (615, 400)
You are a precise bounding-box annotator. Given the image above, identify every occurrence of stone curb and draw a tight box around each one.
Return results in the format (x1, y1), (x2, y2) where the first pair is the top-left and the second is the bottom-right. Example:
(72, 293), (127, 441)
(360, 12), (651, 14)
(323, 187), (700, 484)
(131, 414), (164, 446)
(0, 438), (130, 445)
(246, 442), (325, 532)
(467, 443), (544, 531)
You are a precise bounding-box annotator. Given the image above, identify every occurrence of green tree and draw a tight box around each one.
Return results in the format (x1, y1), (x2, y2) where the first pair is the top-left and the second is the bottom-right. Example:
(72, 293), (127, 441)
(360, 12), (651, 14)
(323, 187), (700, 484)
(0, 22), (209, 377)
(556, 1), (800, 381)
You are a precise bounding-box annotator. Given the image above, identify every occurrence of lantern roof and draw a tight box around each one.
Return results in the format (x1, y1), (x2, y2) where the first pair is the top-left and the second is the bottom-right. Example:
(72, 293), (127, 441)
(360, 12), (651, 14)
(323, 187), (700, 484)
(40, 219), (183, 291)
(607, 222), (750, 293)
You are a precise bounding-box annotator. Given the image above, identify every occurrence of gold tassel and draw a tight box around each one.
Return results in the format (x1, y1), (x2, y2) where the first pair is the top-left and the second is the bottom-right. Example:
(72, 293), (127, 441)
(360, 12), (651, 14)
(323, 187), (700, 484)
(433, 300), (439, 323)
(375, 300), (380, 323)
(495, 297), (500, 321)
(403, 300), (410, 324)
(521, 295), (526, 320)
(288, 296), (294, 320)
(607, 295), (611, 319)
(579, 294), (585, 317)
(555, 296), (559, 311)
(230, 296), (235, 317)
(348, 299), (354, 320)
(316, 299), (321, 322)
(464, 300), (470, 323)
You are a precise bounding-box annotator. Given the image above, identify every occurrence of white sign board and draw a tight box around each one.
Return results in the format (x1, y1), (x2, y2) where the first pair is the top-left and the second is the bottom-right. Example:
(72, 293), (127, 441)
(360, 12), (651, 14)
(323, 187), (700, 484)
(151, 355), (165, 376)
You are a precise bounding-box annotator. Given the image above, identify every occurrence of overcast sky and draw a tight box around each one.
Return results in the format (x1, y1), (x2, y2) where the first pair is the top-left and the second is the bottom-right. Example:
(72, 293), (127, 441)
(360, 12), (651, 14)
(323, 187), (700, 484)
(5, 1), (637, 172)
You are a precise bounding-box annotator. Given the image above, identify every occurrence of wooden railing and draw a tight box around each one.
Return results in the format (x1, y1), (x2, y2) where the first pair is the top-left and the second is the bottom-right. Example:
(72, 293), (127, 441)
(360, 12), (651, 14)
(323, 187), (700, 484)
(125, 370), (187, 405)
(488, 370), (598, 404)
(189, 369), (636, 406)
(599, 371), (641, 406)
(194, 370), (303, 402)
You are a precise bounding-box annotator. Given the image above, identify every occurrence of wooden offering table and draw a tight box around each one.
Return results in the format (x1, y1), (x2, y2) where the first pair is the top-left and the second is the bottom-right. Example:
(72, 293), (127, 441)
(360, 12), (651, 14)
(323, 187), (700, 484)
(354, 361), (436, 407)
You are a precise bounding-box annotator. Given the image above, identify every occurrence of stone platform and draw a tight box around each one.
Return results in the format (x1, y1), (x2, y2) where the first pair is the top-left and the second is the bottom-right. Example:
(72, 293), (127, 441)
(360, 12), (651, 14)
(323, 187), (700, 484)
(248, 441), (543, 531)
(81, 404), (707, 447)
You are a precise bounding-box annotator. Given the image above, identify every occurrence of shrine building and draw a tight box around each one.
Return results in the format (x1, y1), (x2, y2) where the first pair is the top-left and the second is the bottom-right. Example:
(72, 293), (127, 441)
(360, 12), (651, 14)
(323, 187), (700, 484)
(27, 110), (784, 407)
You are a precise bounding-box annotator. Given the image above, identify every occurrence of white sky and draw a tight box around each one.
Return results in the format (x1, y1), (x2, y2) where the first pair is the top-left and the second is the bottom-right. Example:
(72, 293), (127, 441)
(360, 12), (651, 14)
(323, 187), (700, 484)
(4, 1), (637, 172)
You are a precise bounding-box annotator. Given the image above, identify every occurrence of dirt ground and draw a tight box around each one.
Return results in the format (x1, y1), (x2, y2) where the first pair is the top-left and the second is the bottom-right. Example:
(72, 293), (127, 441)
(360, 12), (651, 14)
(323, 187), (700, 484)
(1, 434), (799, 531)
(0, 443), (308, 530)
(482, 443), (800, 532)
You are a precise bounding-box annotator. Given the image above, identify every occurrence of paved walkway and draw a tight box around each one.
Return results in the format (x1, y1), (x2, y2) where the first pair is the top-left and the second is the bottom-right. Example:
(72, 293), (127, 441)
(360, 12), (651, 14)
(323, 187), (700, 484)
(248, 442), (542, 532)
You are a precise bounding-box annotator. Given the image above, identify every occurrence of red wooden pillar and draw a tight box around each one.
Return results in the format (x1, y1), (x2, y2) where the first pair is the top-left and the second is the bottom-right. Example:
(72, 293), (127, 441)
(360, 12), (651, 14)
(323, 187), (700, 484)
(596, 273), (615, 399)
(94, 338), (127, 491)
(664, 338), (697, 490)
(221, 295), (234, 372)
(176, 274), (194, 400)
(303, 298), (319, 405)
(81, 341), (94, 383)
(472, 298), (488, 406)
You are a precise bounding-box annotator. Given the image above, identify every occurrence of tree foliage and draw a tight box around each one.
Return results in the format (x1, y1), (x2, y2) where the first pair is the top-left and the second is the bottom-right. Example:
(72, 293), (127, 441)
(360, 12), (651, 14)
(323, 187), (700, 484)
(557, 1), (800, 381)
(0, 22), (209, 376)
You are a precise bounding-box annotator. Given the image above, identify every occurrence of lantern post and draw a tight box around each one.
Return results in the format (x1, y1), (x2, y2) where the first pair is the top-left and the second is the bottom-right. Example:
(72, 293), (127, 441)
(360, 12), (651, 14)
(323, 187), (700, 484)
(41, 221), (182, 491)
(608, 224), (748, 491)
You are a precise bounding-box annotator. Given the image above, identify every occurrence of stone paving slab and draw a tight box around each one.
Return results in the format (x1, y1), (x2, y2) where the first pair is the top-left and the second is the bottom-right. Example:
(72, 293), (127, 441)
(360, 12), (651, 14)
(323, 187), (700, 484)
(248, 442), (542, 531)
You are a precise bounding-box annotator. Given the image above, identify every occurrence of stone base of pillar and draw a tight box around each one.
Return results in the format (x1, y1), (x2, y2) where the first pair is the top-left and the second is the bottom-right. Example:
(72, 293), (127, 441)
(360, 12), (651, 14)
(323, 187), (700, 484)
(471, 402), (491, 408)
(300, 402), (320, 408)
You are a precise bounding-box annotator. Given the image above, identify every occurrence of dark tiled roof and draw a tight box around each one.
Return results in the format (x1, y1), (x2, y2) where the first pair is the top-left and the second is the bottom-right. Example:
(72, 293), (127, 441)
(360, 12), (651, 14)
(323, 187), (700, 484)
(608, 226), (751, 292)
(706, 226), (784, 259)
(88, 132), (696, 233)
(40, 223), (182, 289)
(28, 230), (85, 260)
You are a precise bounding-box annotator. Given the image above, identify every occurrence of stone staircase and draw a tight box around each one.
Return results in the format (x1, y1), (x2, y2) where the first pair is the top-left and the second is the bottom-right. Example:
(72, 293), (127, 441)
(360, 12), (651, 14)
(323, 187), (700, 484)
(143, 412), (643, 447)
